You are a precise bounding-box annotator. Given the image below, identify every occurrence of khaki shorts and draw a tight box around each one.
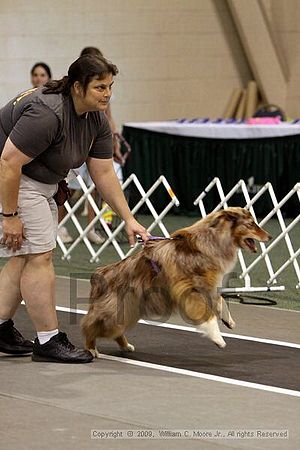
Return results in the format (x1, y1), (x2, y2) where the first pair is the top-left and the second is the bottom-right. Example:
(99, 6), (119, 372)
(0, 174), (58, 257)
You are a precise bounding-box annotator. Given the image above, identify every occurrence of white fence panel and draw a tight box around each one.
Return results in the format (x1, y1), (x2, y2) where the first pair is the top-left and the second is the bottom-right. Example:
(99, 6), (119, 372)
(57, 173), (179, 263)
(194, 178), (300, 293)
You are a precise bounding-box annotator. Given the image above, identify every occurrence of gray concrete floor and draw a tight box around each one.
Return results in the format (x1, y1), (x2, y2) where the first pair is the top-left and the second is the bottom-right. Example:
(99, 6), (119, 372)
(0, 275), (299, 450)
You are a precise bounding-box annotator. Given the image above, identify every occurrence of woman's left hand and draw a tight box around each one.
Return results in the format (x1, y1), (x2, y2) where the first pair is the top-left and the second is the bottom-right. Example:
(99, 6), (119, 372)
(124, 217), (149, 247)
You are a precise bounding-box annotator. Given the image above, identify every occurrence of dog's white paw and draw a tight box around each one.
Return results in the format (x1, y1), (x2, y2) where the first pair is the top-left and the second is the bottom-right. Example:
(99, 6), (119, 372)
(216, 339), (226, 349)
(122, 343), (135, 352)
(197, 317), (226, 349)
(88, 347), (101, 359)
(222, 318), (236, 329)
(228, 319), (236, 329)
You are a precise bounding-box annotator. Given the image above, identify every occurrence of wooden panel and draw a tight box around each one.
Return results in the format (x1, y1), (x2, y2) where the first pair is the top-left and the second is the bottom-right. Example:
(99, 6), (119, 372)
(227, 0), (287, 107)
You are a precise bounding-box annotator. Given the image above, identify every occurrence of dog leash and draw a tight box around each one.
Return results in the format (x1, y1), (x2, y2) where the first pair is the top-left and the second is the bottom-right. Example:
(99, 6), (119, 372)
(137, 235), (175, 274)
(136, 235), (175, 244)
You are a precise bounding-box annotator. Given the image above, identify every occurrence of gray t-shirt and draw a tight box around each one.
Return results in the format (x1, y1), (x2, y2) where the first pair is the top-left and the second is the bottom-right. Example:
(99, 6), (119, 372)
(0, 87), (113, 183)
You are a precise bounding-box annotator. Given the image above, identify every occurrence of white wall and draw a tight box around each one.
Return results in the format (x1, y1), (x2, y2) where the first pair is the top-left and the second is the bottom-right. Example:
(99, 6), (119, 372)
(0, 0), (252, 128)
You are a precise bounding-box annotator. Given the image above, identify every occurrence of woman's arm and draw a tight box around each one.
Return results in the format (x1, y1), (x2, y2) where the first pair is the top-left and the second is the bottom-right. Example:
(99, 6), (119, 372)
(86, 156), (148, 246)
(0, 138), (32, 250)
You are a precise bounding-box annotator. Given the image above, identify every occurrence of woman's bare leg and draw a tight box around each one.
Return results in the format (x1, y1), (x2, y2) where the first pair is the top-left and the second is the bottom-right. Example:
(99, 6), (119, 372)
(0, 256), (26, 319)
(20, 251), (58, 331)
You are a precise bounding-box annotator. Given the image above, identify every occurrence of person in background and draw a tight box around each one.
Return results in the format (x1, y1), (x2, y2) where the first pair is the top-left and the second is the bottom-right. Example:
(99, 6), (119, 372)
(58, 46), (124, 244)
(0, 54), (149, 363)
(30, 62), (52, 88)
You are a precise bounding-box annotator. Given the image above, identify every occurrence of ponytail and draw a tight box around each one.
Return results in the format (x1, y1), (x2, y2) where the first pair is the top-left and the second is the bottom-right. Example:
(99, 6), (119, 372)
(43, 76), (70, 95)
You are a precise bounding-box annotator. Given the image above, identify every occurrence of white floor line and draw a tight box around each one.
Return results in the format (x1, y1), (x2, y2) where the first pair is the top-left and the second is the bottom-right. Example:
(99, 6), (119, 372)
(138, 319), (300, 349)
(56, 305), (87, 315)
(220, 332), (300, 348)
(54, 305), (300, 349)
(99, 353), (300, 398)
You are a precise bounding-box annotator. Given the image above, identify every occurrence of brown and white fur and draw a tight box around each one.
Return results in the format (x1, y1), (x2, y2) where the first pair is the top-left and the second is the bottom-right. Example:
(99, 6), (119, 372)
(81, 207), (271, 358)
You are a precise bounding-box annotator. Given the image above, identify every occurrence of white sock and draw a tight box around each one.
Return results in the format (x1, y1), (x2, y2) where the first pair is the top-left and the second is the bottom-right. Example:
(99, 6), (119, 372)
(37, 329), (59, 345)
(0, 318), (9, 325)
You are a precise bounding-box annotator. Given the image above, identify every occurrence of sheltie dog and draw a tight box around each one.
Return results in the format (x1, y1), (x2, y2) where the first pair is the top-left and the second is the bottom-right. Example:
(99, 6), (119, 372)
(81, 207), (271, 357)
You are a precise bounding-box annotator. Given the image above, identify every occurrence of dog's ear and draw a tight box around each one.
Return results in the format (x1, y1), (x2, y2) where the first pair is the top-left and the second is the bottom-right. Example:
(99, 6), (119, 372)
(208, 211), (228, 228)
(209, 209), (240, 228)
(223, 211), (238, 222)
(222, 209), (243, 223)
(209, 216), (221, 228)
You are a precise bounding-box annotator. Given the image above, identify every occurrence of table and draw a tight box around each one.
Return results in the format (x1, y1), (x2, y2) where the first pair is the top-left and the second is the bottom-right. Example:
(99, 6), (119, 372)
(122, 121), (300, 216)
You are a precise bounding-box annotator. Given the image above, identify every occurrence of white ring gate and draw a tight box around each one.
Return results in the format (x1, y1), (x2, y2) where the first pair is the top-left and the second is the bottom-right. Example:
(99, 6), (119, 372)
(57, 173), (179, 263)
(194, 178), (300, 293)
(57, 173), (299, 295)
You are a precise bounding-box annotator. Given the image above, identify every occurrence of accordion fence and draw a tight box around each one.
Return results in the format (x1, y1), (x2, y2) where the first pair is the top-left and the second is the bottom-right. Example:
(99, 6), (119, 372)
(194, 178), (300, 293)
(58, 174), (300, 294)
(57, 173), (179, 263)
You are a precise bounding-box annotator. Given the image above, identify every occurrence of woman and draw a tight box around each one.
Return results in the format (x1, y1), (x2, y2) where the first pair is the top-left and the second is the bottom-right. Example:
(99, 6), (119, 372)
(0, 55), (148, 363)
(30, 62), (52, 87)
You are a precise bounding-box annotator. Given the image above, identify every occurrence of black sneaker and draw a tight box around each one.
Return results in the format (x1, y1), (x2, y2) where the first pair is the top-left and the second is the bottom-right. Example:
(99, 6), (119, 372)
(32, 332), (93, 363)
(0, 319), (33, 355)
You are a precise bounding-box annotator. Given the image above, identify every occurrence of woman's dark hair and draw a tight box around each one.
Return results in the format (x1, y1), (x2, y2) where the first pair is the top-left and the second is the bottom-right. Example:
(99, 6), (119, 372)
(43, 55), (118, 95)
(80, 46), (103, 57)
(31, 62), (52, 79)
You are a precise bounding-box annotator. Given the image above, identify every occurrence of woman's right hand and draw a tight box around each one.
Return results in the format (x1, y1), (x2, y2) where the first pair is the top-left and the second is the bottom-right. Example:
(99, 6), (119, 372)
(1, 216), (24, 251)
